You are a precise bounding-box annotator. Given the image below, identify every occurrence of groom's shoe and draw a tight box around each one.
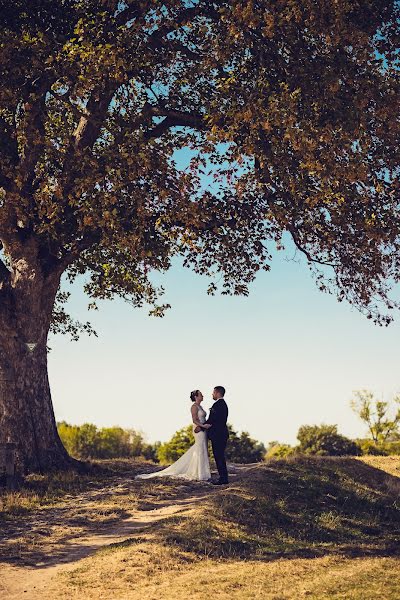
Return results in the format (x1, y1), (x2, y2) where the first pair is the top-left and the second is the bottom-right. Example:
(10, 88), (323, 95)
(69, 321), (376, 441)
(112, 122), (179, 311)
(211, 479), (228, 485)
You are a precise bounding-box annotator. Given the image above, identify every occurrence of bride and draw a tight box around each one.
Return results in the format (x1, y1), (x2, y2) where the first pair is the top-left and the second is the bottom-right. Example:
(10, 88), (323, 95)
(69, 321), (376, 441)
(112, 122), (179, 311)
(135, 390), (212, 481)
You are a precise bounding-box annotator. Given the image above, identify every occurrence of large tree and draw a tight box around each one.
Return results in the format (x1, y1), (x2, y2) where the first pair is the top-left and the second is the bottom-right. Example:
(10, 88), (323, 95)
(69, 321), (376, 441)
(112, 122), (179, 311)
(0, 0), (399, 471)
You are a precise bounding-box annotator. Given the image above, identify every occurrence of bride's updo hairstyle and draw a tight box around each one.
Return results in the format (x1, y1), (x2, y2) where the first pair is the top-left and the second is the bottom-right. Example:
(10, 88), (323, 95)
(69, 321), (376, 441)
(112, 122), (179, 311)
(190, 390), (199, 402)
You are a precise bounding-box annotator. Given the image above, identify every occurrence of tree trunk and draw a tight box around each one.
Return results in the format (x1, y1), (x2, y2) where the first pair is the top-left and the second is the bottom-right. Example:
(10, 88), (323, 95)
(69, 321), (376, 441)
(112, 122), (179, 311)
(0, 240), (74, 473)
(0, 341), (72, 472)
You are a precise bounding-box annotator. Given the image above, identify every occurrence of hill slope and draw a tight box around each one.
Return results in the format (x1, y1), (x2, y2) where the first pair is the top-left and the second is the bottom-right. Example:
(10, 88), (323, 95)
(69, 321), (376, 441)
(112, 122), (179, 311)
(1, 456), (399, 599)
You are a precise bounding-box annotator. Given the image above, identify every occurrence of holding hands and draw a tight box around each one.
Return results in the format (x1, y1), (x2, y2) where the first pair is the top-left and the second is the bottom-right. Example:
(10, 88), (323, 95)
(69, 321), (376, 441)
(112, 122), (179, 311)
(194, 423), (212, 433)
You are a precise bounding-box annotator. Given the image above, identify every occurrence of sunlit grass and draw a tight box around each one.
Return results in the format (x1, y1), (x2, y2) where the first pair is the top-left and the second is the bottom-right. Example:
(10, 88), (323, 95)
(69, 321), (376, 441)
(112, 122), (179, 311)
(1, 456), (400, 599)
(55, 546), (400, 600)
(155, 457), (400, 559)
(0, 458), (182, 519)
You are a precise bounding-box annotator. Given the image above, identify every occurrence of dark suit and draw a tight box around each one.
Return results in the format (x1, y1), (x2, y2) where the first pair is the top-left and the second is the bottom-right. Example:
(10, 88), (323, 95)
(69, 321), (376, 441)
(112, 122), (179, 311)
(206, 398), (229, 482)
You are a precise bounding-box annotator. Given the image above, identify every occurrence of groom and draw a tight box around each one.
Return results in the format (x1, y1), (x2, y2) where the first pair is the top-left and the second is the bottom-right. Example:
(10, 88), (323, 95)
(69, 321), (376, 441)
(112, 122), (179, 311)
(206, 386), (229, 485)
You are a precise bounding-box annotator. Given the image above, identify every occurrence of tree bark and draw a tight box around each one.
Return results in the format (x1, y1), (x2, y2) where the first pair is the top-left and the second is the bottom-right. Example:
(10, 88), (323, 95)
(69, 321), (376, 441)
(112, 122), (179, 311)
(0, 237), (74, 472)
(0, 340), (72, 472)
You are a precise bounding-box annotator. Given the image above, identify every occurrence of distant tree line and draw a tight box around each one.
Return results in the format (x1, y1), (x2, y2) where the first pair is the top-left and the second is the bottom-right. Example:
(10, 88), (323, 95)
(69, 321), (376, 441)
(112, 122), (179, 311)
(57, 421), (265, 463)
(58, 389), (400, 463)
(57, 422), (159, 461)
(267, 390), (400, 458)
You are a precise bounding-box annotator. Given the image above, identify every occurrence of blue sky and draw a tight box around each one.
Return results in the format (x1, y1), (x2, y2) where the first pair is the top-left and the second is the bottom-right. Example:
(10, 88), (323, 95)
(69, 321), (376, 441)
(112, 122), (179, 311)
(47, 144), (400, 447)
(48, 244), (400, 447)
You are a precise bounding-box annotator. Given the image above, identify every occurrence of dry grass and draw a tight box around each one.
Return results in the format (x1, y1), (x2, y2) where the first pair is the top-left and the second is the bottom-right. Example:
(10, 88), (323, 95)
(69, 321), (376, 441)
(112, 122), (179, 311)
(50, 456), (400, 599)
(356, 454), (400, 479)
(0, 458), (197, 519)
(0, 458), (203, 565)
(1, 456), (400, 599)
(52, 544), (400, 600)
(157, 456), (400, 560)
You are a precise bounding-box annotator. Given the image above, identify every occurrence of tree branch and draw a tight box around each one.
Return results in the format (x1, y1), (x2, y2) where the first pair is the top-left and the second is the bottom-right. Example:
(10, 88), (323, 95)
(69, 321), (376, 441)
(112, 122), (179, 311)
(0, 116), (19, 160)
(111, 2), (147, 30)
(287, 225), (338, 269)
(147, 5), (201, 47)
(144, 106), (207, 139)
(60, 81), (118, 198)
(148, 36), (201, 61)
(72, 85), (116, 151)
(19, 77), (53, 195)
(49, 89), (90, 121)
(57, 230), (102, 272)
(0, 254), (11, 286)
(0, 116), (19, 192)
(0, 173), (14, 193)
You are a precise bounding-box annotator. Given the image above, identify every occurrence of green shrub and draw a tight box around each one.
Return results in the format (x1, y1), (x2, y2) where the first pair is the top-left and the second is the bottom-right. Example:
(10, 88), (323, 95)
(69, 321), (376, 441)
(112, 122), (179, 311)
(57, 421), (159, 461)
(297, 424), (362, 456)
(226, 426), (265, 463)
(357, 438), (400, 456)
(265, 443), (295, 458)
(156, 423), (265, 464)
(157, 425), (195, 464)
(384, 441), (400, 454)
(357, 439), (388, 455)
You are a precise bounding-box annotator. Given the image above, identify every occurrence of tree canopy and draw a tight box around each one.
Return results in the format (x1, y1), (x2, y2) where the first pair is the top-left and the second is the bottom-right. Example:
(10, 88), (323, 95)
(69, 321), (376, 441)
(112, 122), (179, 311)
(0, 0), (399, 327)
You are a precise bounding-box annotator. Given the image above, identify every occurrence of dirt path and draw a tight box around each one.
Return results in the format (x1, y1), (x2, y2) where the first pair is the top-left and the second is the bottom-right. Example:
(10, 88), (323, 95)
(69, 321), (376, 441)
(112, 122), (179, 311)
(0, 499), (198, 599)
(0, 466), (248, 600)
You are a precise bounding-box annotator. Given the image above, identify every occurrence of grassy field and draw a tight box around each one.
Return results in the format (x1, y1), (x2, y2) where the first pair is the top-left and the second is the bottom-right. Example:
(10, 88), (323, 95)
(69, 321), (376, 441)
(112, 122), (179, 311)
(1, 456), (400, 599)
(0, 459), (192, 519)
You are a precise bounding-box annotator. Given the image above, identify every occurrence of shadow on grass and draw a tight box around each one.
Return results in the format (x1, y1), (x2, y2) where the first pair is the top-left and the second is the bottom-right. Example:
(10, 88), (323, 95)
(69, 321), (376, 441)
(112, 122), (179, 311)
(1, 457), (400, 568)
(0, 458), (210, 567)
(155, 457), (400, 561)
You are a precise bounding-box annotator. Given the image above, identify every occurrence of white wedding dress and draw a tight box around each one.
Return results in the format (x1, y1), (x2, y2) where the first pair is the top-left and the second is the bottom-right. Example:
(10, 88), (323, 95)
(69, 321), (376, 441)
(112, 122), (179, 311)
(136, 405), (211, 481)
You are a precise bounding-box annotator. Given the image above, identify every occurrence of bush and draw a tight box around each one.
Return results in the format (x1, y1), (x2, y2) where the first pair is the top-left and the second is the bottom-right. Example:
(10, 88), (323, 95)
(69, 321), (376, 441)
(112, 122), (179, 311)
(58, 422), (99, 459)
(157, 425), (195, 464)
(226, 426), (265, 463)
(357, 439), (388, 455)
(357, 438), (400, 456)
(57, 421), (158, 461)
(384, 441), (400, 455)
(141, 441), (161, 462)
(156, 423), (265, 464)
(265, 443), (295, 458)
(297, 424), (362, 456)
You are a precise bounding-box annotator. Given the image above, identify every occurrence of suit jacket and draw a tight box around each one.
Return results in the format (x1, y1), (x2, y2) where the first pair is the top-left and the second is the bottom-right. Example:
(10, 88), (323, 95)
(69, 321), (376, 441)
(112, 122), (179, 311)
(206, 398), (229, 442)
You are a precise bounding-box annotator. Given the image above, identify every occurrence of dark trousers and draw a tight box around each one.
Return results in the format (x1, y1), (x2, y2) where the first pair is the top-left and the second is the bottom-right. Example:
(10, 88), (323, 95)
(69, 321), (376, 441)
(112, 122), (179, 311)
(211, 436), (229, 482)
